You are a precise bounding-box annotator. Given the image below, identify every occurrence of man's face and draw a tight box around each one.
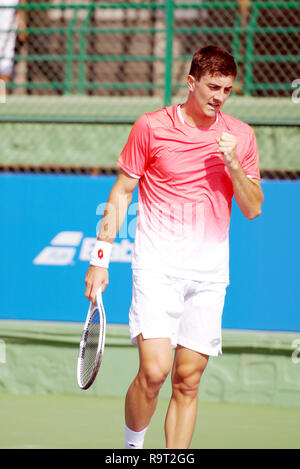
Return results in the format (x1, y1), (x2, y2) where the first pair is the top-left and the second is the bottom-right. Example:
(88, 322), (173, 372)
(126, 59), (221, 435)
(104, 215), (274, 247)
(187, 72), (235, 118)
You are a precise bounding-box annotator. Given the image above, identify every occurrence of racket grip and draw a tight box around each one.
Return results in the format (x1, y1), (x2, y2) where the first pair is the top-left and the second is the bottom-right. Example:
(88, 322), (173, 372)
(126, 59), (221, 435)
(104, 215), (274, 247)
(90, 240), (112, 268)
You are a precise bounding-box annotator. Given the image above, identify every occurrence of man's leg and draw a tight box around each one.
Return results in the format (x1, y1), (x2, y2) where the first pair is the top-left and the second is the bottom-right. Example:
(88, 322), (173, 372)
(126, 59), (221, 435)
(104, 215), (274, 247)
(125, 334), (173, 447)
(164, 346), (209, 449)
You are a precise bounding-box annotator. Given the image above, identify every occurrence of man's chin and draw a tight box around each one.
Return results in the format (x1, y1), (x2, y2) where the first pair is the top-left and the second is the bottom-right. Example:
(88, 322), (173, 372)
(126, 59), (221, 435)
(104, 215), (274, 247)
(204, 108), (217, 118)
(206, 104), (220, 115)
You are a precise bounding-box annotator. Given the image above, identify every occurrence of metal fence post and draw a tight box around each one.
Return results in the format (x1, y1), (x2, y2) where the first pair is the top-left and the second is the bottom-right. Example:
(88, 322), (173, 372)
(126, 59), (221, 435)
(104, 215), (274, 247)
(164, 0), (174, 106)
(244, 6), (258, 96)
(78, 6), (94, 95)
(64, 9), (79, 95)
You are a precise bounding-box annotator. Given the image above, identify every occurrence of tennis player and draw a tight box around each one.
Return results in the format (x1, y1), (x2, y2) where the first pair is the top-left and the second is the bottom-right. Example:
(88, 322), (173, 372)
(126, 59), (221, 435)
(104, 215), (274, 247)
(85, 45), (263, 449)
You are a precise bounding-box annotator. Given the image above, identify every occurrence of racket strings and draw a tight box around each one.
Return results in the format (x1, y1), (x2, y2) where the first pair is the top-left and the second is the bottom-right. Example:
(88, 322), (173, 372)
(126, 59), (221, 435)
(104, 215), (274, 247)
(81, 309), (101, 385)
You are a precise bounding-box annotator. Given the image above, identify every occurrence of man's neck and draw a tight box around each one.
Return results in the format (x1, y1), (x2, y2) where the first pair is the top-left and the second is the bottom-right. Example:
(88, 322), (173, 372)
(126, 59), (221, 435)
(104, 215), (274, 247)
(180, 102), (216, 128)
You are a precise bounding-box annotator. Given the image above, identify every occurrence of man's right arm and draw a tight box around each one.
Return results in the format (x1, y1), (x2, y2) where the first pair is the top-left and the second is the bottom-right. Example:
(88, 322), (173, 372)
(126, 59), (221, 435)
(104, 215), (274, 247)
(85, 169), (139, 305)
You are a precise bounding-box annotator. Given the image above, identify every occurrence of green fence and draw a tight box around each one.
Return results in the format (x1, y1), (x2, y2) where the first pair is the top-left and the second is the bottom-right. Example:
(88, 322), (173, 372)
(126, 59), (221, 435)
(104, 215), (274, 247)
(0, 1), (299, 171)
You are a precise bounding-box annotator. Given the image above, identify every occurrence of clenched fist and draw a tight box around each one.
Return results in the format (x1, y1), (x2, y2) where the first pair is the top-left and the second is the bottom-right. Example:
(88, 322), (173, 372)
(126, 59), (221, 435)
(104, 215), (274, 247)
(216, 132), (239, 170)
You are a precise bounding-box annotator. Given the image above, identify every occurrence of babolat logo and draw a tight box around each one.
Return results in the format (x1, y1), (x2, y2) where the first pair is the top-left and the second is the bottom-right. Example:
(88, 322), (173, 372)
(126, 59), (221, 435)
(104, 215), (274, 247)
(33, 231), (133, 265)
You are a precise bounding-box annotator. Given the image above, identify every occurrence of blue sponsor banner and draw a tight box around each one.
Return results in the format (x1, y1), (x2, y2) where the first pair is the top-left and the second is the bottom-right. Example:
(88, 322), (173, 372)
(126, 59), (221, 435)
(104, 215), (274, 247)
(0, 173), (299, 332)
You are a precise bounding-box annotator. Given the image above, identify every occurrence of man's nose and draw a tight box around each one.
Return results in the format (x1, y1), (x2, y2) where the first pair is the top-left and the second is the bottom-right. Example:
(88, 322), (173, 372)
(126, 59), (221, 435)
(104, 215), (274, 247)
(213, 89), (225, 102)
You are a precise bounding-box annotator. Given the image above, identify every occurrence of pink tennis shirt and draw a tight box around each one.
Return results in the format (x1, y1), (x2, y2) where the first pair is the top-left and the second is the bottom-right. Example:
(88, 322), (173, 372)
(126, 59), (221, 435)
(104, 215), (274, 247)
(117, 105), (260, 283)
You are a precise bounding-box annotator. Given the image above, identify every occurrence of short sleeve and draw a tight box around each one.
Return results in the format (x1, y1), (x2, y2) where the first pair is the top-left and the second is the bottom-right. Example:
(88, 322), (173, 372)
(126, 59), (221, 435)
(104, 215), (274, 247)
(117, 113), (151, 178)
(241, 128), (261, 180)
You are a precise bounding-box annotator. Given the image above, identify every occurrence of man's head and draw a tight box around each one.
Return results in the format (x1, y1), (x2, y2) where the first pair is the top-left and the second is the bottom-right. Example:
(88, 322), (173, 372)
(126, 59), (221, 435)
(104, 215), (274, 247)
(186, 45), (237, 121)
(189, 45), (237, 82)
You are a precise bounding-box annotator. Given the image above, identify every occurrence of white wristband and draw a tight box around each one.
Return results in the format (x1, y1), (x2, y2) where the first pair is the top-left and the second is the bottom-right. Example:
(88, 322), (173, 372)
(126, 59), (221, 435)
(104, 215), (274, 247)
(90, 240), (112, 268)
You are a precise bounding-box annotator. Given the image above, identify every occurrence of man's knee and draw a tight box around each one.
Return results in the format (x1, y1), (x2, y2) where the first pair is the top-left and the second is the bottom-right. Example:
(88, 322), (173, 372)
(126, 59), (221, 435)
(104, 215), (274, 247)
(138, 363), (170, 399)
(136, 336), (173, 399)
(172, 358), (208, 400)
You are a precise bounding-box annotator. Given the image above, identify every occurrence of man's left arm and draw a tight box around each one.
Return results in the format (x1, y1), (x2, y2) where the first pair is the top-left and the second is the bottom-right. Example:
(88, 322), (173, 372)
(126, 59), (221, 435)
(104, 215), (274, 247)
(217, 132), (264, 220)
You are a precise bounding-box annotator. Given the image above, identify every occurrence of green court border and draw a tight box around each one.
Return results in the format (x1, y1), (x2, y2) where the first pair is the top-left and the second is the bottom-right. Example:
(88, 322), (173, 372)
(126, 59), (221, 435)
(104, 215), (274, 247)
(1, 320), (300, 408)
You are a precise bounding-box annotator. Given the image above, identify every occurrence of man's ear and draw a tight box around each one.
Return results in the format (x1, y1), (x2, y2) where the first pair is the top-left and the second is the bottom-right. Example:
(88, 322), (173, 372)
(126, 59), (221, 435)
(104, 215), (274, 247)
(187, 74), (196, 92)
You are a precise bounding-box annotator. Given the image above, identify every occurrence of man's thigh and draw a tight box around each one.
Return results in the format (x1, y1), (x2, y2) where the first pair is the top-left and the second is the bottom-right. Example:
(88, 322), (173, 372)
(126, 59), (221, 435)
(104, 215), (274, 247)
(171, 345), (209, 387)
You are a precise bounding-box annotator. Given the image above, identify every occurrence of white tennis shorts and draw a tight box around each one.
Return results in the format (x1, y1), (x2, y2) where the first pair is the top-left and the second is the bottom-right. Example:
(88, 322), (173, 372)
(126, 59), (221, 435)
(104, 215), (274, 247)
(129, 270), (228, 357)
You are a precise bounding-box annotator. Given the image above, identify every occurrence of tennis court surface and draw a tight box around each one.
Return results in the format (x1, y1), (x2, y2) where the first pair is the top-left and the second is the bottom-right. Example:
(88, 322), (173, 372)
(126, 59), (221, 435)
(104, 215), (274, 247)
(1, 321), (300, 449)
(1, 393), (299, 449)
(0, 393), (300, 449)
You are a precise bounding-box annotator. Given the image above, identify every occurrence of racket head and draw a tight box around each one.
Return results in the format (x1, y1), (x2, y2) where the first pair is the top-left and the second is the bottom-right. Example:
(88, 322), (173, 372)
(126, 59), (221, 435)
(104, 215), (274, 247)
(77, 289), (106, 390)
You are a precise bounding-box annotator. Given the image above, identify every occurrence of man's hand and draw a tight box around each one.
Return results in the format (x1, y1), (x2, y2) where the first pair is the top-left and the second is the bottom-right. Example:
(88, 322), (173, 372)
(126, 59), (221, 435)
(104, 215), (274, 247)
(85, 265), (108, 305)
(217, 132), (263, 220)
(216, 132), (239, 170)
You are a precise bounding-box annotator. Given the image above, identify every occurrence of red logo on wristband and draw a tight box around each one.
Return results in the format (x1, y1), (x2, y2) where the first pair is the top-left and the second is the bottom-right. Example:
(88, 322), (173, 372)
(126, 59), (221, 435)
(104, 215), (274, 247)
(98, 249), (104, 260)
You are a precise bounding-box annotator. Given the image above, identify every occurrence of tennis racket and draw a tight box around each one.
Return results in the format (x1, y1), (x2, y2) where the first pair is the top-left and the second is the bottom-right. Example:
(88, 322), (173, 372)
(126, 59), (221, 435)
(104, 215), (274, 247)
(77, 289), (106, 390)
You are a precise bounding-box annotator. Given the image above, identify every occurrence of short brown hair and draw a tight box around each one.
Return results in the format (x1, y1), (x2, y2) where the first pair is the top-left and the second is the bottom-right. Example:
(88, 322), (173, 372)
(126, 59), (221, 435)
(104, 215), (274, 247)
(189, 45), (237, 81)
